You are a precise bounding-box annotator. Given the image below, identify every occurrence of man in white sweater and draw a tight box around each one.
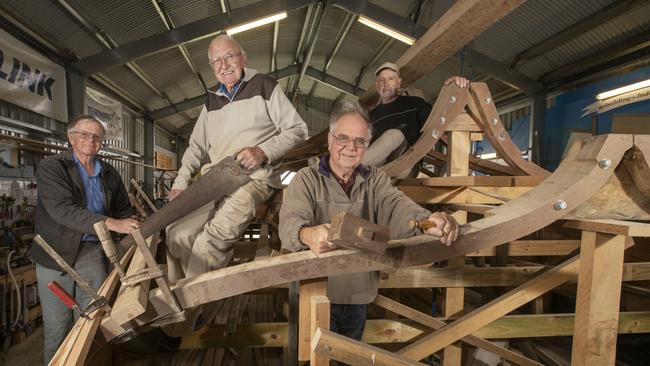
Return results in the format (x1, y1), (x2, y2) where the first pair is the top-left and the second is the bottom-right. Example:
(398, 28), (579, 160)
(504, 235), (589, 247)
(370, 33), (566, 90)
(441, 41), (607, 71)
(166, 34), (308, 280)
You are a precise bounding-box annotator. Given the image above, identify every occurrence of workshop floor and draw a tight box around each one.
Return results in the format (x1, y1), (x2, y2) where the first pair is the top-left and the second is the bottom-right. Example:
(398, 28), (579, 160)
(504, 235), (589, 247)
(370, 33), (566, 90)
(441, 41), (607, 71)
(5, 325), (44, 366)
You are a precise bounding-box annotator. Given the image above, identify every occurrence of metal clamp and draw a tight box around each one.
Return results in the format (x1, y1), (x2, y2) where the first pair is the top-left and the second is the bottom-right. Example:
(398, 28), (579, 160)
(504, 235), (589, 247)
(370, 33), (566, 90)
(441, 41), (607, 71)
(121, 265), (165, 287)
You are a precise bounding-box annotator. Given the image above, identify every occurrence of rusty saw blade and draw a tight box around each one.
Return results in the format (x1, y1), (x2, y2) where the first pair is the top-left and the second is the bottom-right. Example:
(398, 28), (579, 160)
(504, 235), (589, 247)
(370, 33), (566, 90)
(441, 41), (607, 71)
(119, 156), (251, 250)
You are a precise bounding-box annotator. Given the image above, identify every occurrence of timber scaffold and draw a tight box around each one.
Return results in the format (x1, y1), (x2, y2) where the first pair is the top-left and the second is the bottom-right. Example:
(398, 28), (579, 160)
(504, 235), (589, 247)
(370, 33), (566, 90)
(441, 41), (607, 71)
(49, 80), (650, 365)
(48, 0), (650, 363)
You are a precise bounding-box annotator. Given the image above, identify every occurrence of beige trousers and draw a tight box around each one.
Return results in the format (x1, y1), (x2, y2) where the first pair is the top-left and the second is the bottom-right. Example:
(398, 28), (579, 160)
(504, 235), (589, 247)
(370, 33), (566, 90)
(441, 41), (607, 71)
(362, 129), (407, 167)
(165, 179), (274, 280)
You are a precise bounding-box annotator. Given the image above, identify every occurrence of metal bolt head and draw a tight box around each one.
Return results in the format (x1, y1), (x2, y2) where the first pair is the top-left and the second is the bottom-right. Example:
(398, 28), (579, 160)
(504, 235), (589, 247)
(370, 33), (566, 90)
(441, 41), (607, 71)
(440, 117), (446, 124)
(497, 133), (505, 141)
(450, 96), (457, 103)
(324, 345), (332, 352)
(492, 117), (498, 125)
(432, 130), (440, 139)
(598, 159), (612, 169)
(485, 97), (492, 104)
(553, 200), (568, 211)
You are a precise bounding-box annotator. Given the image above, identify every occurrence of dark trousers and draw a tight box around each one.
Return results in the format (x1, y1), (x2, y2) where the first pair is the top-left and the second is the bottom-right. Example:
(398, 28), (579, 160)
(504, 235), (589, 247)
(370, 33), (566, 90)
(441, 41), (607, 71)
(330, 303), (368, 340)
(329, 303), (368, 366)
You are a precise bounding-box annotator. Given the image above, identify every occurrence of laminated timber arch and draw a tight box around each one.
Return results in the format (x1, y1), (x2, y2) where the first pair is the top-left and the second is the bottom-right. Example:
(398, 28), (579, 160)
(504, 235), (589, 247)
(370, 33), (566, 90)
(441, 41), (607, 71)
(379, 82), (549, 178)
(141, 133), (635, 319)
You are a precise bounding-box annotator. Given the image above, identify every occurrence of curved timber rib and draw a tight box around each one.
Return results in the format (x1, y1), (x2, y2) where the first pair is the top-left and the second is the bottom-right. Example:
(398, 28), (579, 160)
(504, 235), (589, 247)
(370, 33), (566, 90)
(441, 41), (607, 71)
(380, 84), (468, 177)
(142, 134), (632, 322)
(380, 82), (548, 178)
(468, 83), (549, 176)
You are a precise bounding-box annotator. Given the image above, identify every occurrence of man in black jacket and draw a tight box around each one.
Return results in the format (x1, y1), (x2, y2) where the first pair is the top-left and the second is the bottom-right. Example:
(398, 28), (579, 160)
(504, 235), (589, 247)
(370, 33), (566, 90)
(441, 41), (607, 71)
(363, 62), (469, 176)
(33, 115), (138, 364)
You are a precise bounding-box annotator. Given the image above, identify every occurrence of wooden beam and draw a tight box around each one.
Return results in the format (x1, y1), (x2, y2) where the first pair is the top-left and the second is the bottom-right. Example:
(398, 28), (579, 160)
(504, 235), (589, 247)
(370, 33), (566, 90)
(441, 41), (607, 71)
(110, 234), (159, 326)
(374, 295), (542, 366)
(427, 150), (520, 176)
(467, 240), (580, 257)
(298, 278), (327, 361)
(441, 130), (470, 366)
(397, 254), (581, 361)
(178, 312), (650, 349)
(311, 327), (426, 366)
(447, 112), (483, 132)
(380, 266), (540, 288)
(310, 295), (330, 366)
(398, 186), (532, 204)
(564, 219), (650, 237)
(396, 175), (545, 187)
(445, 203), (495, 214)
(379, 261), (650, 288)
(359, 0), (526, 106)
(474, 311), (650, 339)
(572, 232), (626, 365)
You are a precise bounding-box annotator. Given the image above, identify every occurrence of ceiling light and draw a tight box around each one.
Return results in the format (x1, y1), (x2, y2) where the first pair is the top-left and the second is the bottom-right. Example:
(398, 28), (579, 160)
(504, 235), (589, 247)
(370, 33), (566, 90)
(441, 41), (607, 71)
(596, 78), (650, 100)
(226, 12), (287, 35)
(358, 16), (415, 45)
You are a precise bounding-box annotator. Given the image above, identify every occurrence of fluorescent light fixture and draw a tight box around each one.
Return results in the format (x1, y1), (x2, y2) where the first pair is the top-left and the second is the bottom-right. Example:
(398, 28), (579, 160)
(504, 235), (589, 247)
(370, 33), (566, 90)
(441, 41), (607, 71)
(479, 152), (497, 160)
(358, 15), (415, 45)
(596, 78), (650, 100)
(226, 12), (287, 35)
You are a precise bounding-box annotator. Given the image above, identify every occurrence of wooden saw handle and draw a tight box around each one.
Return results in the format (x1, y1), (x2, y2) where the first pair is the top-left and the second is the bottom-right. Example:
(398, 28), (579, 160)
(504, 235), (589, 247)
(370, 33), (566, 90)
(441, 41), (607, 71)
(409, 219), (437, 231)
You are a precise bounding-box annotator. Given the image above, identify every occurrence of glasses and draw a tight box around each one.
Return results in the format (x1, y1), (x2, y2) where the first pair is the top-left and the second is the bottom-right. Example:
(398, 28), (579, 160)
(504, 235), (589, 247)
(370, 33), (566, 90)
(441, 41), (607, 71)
(71, 130), (104, 142)
(330, 132), (369, 149)
(209, 52), (241, 68)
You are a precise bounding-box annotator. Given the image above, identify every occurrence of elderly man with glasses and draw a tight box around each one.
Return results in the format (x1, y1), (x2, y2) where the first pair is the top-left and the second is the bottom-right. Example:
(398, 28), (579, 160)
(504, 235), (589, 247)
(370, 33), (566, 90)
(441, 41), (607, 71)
(165, 34), (307, 288)
(279, 101), (459, 355)
(363, 62), (470, 177)
(33, 114), (138, 363)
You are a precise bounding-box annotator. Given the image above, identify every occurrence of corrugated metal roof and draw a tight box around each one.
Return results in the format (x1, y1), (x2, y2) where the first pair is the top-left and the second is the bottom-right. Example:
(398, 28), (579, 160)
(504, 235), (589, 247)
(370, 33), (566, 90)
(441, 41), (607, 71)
(135, 48), (204, 102)
(542, 2), (650, 69)
(228, 0), (264, 10)
(416, 0), (454, 28)
(3, 0), (650, 134)
(275, 7), (309, 69)
(1, 0), (103, 58)
(471, 0), (616, 62)
(162, 0), (222, 28)
(66, 0), (169, 46)
(104, 65), (166, 110)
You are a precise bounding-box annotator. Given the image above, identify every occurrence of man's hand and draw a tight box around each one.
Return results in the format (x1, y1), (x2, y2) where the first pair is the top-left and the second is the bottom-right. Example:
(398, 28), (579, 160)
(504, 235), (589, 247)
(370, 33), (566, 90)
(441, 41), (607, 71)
(299, 224), (338, 254)
(423, 212), (460, 246)
(168, 188), (184, 201)
(443, 76), (470, 88)
(236, 146), (268, 170)
(105, 217), (140, 234)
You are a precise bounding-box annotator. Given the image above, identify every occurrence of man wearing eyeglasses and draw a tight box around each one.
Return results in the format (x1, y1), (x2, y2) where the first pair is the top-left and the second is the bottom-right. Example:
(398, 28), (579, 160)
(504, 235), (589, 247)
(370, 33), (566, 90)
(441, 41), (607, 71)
(363, 62), (469, 176)
(279, 101), (459, 353)
(33, 115), (138, 363)
(165, 34), (307, 286)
